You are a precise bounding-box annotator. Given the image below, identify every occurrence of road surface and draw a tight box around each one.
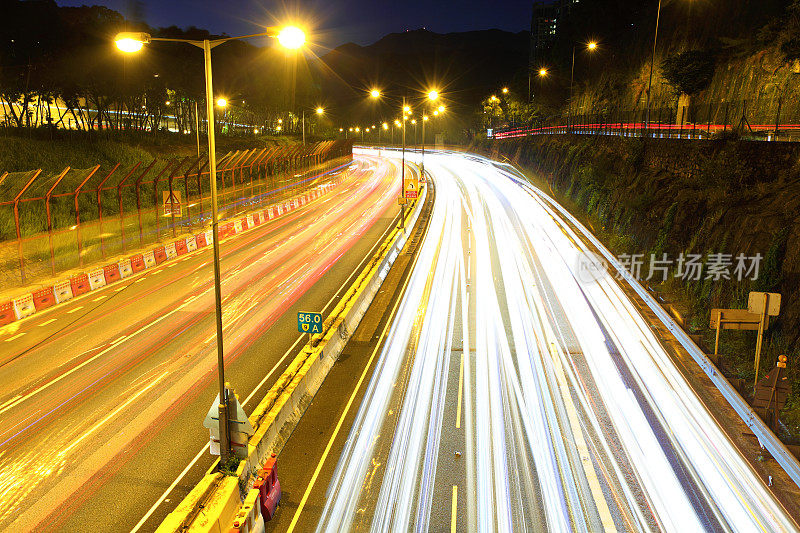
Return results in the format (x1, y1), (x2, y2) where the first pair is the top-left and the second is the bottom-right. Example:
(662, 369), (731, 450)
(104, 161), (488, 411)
(282, 149), (799, 532)
(0, 155), (401, 532)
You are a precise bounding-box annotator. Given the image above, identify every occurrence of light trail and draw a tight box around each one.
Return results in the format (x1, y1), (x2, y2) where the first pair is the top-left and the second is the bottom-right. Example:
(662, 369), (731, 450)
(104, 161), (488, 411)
(315, 149), (799, 532)
(0, 156), (400, 530)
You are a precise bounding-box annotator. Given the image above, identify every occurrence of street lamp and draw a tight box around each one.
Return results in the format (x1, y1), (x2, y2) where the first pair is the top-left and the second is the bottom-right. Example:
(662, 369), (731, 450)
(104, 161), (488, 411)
(370, 89), (381, 99)
(539, 67), (548, 77)
(502, 87), (509, 94)
(301, 105), (325, 145)
(646, 0), (663, 135)
(569, 40), (598, 132)
(114, 24), (305, 468)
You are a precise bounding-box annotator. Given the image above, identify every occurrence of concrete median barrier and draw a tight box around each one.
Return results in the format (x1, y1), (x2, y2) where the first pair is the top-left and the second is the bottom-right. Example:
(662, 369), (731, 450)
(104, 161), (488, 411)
(157, 171), (428, 532)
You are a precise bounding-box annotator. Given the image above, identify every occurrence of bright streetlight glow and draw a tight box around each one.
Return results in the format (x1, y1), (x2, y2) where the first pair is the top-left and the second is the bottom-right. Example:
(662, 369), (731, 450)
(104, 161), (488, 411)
(539, 68), (548, 77)
(428, 90), (439, 101)
(394, 120), (401, 126)
(349, 127), (353, 132)
(316, 106), (324, 115)
(433, 110), (439, 116)
(502, 87), (509, 94)
(216, 98), (227, 107)
(411, 119), (416, 124)
(277, 26), (305, 49)
(382, 123), (389, 130)
(423, 115), (428, 121)
(355, 127), (360, 132)
(253, 128), (259, 134)
(403, 105), (411, 113)
(588, 41), (598, 51)
(114, 32), (150, 53)
(276, 125), (281, 131)
(370, 89), (381, 98)
(438, 105), (445, 112)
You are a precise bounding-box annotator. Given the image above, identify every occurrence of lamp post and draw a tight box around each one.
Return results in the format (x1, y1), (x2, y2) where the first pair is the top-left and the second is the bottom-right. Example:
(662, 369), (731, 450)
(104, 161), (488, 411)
(569, 41), (598, 132)
(114, 25), (305, 467)
(301, 106), (325, 145)
(646, 0), (663, 136)
(421, 90), (438, 176)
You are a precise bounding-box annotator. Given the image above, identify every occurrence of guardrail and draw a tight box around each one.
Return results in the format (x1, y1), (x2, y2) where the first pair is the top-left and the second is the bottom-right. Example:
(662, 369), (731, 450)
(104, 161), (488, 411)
(156, 165), (429, 533)
(0, 140), (353, 287)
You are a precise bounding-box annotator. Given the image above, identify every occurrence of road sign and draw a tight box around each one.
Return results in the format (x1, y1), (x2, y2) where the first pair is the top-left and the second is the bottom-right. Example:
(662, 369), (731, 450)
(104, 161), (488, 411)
(297, 311), (323, 334)
(204, 389), (254, 458)
(404, 175), (419, 199)
(710, 308), (766, 331)
(397, 197), (407, 205)
(748, 292), (781, 316)
(163, 190), (182, 217)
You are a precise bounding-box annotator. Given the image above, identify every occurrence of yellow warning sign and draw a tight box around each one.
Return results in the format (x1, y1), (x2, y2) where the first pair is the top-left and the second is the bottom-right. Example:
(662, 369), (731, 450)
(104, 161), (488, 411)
(163, 190), (182, 217)
(404, 175), (419, 199)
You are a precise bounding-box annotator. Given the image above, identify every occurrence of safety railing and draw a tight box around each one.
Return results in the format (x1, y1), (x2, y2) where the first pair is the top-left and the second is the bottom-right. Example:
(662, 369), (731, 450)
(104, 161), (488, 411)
(0, 140), (353, 288)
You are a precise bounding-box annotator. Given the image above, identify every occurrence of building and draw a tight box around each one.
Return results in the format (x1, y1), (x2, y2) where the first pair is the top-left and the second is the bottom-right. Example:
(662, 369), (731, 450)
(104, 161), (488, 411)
(529, 0), (580, 99)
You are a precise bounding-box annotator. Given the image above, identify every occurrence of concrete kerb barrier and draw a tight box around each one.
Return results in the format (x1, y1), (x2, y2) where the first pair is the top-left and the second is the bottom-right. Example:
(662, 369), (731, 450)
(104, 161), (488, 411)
(156, 176), (428, 533)
(0, 166), (353, 331)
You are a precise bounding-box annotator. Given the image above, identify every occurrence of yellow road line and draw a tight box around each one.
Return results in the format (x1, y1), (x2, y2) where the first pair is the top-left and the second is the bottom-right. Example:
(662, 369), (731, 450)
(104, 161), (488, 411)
(39, 318), (57, 327)
(66, 306), (83, 314)
(93, 295), (108, 301)
(548, 342), (616, 531)
(4, 332), (25, 342)
(451, 485), (458, 533)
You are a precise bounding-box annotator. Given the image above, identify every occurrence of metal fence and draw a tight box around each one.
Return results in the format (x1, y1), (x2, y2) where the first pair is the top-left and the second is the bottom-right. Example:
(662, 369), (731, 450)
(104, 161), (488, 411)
(0, 140), (353, 288)
(492, 98), (800, 142)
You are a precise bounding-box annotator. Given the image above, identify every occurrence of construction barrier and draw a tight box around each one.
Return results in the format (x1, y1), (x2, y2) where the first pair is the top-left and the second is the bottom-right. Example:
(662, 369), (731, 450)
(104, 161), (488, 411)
(153, 246), (167, 264)
(32, 287), (56, 311)
(13, 294), (36, 319)
(253, 454), (280, 521)
(119, 258), (133, 278)
(103, 263), (121, 284)
(70, 274), (90, 296)
(0, 301), (14, 326)
(143, 250), (157, 268)
(53, 280), (73, 303)
(165, 242), (178, 260)
(0, 169), (350, 329)
(229, 489), (265, 533)
(87, 269), (106, 290)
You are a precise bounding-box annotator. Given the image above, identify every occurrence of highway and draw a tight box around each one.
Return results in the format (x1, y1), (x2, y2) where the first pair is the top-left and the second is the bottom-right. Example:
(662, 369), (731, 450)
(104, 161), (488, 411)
(0, 155), (401, 532)
(283, 149), (799, 532)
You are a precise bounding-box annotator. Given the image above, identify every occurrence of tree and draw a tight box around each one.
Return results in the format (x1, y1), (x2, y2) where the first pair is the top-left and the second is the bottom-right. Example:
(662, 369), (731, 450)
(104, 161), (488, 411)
(660, 50), (717, 96)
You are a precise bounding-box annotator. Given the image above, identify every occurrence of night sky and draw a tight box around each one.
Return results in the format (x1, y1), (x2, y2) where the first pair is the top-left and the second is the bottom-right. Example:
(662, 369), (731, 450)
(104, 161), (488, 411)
(56, 0), (535, 51)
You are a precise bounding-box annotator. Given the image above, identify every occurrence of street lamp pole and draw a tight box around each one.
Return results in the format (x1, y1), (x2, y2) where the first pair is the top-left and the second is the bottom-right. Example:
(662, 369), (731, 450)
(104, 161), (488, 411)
(401, 97), (406, 229)
(202, 38), (231, 467)
(302, 110), (305, 144)
(646, 0), (663, 136)
(114, 25), (305, 468)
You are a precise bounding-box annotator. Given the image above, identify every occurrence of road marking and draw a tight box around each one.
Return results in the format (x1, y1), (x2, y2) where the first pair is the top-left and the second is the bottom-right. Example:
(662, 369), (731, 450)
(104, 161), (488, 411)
(456, 352), (464, 429)
(0, 395), (22, 411)
(548, 342), (616, 532)
(111, 335), (127, 345)
(287, 214), (416, 533)
(4, 332), (25, 343)
(93, 295), (108, 301)
(451, 485), (458, 533)
(135, 277), (146, 283)
(66, 306), (83, 314)
(134, 208), (403, 531)
(115, 286), (128, 292)
(39, 318), (57, 327)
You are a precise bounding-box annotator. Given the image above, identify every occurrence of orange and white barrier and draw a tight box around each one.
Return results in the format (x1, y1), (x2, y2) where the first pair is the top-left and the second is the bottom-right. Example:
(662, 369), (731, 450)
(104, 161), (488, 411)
(229, 489), (265, 533)
(13, 294), (35, 319)
(0, 174), (345, 328)
(87, 269), (106, 290)
(53, 280), (73, 303)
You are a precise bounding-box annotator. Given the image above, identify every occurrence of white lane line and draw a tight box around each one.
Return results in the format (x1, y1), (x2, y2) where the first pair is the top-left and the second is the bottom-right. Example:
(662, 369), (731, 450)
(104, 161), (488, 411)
(451, 485), (458, 533)
(129, 444), (209, 533)
(66, 306), (84, 314)
(39, 318), (57, 327)
(4, 332), (26, 343)
(456, 352), (464, 429)
(133, 204), (402, 532)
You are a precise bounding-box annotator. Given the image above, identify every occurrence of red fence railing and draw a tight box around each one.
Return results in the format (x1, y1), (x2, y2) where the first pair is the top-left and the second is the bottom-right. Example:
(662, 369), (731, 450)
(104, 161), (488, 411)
(0, 140), (353, 287)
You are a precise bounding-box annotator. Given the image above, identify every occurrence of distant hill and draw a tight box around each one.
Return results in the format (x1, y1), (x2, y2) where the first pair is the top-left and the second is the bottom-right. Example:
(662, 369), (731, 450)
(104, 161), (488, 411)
(311, 29), (530, 125)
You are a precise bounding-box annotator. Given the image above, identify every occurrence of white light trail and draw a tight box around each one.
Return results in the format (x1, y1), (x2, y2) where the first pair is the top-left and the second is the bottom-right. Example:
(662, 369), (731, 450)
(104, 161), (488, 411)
(318, 149), (798, 532)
